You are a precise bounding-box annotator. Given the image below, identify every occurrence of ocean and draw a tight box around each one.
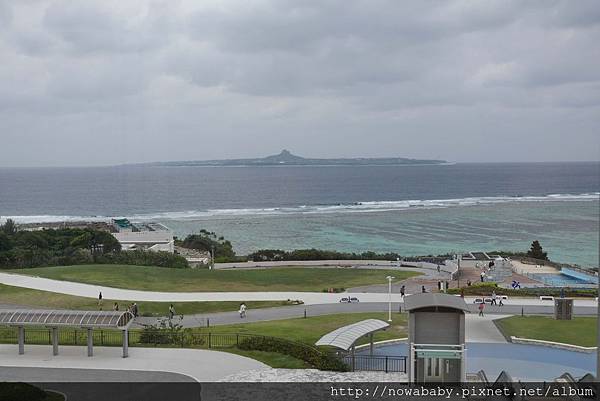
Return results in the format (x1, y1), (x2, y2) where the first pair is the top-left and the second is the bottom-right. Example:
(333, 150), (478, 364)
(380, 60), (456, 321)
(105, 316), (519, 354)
(0, 162), (598, 267)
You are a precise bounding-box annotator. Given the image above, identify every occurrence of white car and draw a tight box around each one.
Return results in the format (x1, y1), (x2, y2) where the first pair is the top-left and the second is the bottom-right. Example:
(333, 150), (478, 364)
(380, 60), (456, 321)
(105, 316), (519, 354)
(339, 297), (360, 303)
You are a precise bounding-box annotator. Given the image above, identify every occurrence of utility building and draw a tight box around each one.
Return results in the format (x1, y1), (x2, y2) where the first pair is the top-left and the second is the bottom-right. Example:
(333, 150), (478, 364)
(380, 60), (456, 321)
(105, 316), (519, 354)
(404, 293), (470, 382)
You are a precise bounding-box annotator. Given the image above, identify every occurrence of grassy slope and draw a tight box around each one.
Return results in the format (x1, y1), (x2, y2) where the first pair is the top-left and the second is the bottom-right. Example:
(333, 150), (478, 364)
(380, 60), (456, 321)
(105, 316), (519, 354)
(8, 265), (418, 292)
(0, 283), (293, 317)
(196, 312), (408, 345)
(495, 316), (597, 347)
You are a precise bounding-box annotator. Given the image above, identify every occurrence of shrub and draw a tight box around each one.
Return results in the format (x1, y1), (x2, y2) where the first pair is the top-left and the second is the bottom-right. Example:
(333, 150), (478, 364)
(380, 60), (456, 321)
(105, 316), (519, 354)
(447, 283), (597, 298)
(238, 336), (348, 371)
(97, 250), (189, 268)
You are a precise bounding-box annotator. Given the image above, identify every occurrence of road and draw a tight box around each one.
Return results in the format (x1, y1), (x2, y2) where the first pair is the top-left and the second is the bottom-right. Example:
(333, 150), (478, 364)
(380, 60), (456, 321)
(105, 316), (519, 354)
(134, 300), (597, 328)
(0, 271), (596, 309)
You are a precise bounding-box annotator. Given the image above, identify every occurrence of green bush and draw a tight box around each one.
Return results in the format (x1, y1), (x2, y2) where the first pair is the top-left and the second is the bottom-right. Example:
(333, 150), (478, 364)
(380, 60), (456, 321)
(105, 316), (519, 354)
(238, 336), (348, 371)
(448, 283), (597, 297)
(248, 248), (402, 262)
(97, 250), (188, 269)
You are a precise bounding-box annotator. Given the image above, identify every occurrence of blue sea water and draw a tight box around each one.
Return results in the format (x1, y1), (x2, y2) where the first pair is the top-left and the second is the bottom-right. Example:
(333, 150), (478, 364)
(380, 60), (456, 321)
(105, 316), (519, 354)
(0, 162), (598, 267)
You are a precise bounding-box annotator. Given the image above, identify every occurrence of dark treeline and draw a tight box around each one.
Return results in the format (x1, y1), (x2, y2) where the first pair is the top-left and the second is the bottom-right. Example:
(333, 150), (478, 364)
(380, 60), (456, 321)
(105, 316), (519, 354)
(0, 219), (188, 269)
(247, 248), (404, 262)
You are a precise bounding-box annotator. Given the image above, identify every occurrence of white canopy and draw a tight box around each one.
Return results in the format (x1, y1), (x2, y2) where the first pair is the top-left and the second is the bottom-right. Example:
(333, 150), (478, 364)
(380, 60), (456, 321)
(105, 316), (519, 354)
(315, 319), (389, 351)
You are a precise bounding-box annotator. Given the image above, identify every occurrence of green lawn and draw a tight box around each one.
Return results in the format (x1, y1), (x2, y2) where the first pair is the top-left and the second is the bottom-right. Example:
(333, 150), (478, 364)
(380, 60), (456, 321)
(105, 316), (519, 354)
(8, 264), (418, 292)
(225, 349), (309, 369)
(0, 283), (294, 317)
(197, 312), (408, 345)
(495, 316), (597, 347)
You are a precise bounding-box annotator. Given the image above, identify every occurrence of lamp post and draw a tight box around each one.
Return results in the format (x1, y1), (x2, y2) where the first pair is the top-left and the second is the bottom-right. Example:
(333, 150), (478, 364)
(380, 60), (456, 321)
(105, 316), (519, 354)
(457, 254), (461, 288)
(386, 275), (394, 322)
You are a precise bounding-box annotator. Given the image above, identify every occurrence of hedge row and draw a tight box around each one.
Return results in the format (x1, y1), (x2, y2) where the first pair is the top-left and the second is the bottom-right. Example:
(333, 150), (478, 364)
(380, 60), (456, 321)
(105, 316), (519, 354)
(238, 336), (348, 371)
(97, 250), (189, 269)
(447, 282), (597, 297)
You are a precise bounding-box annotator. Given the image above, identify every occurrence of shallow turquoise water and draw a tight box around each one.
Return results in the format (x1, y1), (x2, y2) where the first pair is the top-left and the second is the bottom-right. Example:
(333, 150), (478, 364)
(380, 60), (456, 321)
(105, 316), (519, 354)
(164, 200), (599, 268)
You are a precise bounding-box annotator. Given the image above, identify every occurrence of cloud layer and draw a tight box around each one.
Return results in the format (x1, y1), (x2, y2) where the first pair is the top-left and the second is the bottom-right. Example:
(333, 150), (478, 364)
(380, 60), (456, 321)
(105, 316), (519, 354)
(0, 0), (599, 166)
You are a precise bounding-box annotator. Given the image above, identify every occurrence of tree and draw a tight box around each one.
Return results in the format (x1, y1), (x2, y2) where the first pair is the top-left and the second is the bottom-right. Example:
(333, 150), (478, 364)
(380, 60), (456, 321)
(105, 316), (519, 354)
(0, 232), (11, 252)
(527, 240), (548, 260)
(70, 230), (121, 255)
(1, 219), (17, 236)
(181, 232), (235, 258)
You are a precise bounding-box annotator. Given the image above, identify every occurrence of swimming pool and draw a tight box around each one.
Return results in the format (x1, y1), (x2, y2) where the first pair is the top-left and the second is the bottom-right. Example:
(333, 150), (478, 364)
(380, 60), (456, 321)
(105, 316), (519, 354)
(530, 272), (598, 287)
(359, 342), (595, 381)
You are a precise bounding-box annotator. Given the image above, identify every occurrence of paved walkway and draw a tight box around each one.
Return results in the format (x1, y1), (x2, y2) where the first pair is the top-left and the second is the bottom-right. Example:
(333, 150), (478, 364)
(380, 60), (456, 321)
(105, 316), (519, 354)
(134, 301), (596, 328)
(0, 366), (194, 382)
(0, 272), (596, 308)
(464, 314), (509, 343)
(0, 344), (268, 382)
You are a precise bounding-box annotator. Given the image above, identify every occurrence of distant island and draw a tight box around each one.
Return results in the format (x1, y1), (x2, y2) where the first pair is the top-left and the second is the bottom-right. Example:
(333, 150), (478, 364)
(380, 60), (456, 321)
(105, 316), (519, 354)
(140, 150), (447, 167)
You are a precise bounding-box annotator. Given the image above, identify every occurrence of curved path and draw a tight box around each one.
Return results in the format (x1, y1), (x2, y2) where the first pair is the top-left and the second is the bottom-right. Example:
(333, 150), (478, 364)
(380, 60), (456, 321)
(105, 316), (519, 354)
(0, 344), (267, 382)
(0, 271), (597, 309)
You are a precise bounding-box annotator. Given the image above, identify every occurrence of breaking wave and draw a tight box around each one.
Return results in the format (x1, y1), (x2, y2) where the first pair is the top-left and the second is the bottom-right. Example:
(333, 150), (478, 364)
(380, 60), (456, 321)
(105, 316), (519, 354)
(3, 192), (598, 224)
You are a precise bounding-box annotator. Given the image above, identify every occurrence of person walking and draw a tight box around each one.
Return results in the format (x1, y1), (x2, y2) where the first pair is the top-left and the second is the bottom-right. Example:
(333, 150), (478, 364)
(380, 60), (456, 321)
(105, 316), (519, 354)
(498, 294), (504, 307)
(400, 285), (405, 298)
(437, 264), (441, 274)
(490, 291), (497, 306)
(132, 302), (138, 317)
(239, 303), (247, 318)
(98, 291), (103, 307)
(480, 271), (486, 282)
(112, 302), (119, 311)
(168, 304), (175, 320)
(421, 285), (427, 293)
(478, 302), (485, 317)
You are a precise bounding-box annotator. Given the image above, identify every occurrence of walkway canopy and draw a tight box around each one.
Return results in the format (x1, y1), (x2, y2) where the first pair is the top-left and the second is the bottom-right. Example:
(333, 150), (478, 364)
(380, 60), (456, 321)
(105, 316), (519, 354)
(0, 309), (135, 358)
(0, 309), (134, 329)
(315, 319), (389, 351)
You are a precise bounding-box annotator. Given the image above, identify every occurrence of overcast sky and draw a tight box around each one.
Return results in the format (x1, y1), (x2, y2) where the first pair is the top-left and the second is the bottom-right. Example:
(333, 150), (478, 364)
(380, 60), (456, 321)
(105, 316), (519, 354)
(0, 0), (599, 166)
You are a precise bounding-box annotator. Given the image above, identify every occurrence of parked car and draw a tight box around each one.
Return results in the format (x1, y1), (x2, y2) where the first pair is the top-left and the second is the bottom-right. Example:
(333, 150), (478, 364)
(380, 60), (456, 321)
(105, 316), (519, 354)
(339, 297), (360, 303)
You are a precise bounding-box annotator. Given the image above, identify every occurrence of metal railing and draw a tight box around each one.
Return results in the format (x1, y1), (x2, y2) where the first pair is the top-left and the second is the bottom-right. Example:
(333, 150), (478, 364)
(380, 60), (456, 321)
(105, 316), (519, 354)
(341, 354), (406, 373)
(0, 328), (311, 352)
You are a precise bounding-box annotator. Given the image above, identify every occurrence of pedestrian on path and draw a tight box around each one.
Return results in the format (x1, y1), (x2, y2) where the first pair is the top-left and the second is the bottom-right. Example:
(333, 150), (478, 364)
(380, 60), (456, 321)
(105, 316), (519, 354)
(421, 285), (427, 293)
(480, 271), (486, 282)
(169, 304), (176, 320)
(498, 295), (504, 307)
(437, 264), (441, 273)
(478, 302), (485, 317)
(490, 291), (497, 305)
(239, 302), (247, 318)
(132, 302), (139, 317)
(98, 291), (103, 307)
(113, 302), (119, 311)
(400, 285), (405, 298)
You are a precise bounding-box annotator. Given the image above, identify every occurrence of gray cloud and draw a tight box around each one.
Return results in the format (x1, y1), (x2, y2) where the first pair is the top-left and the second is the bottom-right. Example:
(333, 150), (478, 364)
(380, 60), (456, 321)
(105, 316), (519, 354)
(0, 0), (598, 167)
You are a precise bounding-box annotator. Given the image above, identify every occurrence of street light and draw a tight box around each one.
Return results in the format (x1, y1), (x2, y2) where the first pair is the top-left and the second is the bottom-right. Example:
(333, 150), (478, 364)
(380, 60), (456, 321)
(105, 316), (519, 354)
(386, 275), (394, 322)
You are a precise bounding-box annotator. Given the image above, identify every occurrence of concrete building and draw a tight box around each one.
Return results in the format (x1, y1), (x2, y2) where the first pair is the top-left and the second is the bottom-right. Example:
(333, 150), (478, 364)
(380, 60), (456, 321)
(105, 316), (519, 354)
(404, 293), (470, 383)
(111, 219), (174, 253)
